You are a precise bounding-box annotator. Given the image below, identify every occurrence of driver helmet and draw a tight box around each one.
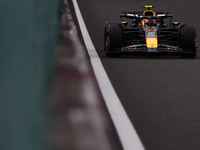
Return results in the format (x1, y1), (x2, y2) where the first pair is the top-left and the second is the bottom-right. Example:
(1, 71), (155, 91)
(145, 19), (156, 26)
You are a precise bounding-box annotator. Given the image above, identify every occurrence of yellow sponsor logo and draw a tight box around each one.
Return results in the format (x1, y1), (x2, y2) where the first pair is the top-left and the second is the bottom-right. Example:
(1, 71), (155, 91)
(146, 38), (158, 48)
(173, 22), (179, 24)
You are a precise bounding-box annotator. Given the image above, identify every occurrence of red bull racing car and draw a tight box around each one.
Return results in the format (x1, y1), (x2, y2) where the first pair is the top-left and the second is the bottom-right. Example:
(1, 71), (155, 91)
(104, 5), (198, 57)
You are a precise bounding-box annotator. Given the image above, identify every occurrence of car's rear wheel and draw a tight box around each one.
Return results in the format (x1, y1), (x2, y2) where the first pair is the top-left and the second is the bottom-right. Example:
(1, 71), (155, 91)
(180, 25), (197, 58)
(104, 22), (122, 57)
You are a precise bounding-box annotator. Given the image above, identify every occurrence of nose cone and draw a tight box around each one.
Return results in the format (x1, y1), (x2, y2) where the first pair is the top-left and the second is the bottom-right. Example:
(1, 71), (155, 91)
(146, 37), (158, 48)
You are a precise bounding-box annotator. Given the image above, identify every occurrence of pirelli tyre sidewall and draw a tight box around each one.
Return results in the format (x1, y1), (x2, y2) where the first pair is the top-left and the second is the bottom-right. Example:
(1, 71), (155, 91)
(180, 25), (197, 57)
(104, 22), (122, 57)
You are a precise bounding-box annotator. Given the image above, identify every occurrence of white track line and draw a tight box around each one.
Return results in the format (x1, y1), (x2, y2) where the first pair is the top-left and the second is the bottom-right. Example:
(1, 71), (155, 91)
(72, 0), (145, 150)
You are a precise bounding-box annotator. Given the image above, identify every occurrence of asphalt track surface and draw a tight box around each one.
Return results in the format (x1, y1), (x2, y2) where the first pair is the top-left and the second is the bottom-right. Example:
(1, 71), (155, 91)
(77, 0), (200, 150)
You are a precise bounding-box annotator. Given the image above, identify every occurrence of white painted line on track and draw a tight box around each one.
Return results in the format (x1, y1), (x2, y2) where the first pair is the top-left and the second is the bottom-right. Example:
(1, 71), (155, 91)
(72, 0), (145, 150)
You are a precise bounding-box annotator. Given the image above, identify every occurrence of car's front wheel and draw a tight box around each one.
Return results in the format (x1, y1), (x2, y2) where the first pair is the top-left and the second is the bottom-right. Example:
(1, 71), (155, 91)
(104, 22), (122, 57)
(180, 25), (197, 58)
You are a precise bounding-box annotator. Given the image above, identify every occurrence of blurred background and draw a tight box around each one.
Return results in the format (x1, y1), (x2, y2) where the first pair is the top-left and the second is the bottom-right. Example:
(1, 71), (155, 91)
(0, 1), (122, 150)
(0, 0), (61, 149)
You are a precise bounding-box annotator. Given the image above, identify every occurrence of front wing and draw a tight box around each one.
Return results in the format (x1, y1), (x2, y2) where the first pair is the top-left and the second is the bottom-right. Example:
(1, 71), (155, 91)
(111, 44), (195, 55)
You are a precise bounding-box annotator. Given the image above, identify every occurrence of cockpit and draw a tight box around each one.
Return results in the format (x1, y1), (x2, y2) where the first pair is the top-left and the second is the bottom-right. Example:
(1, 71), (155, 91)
(142, 10), (157, 27)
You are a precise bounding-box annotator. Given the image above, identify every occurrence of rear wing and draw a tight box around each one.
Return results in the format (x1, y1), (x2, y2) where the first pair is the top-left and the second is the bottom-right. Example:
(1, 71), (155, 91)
(120, 11), (173, 26)
(120, 11), (173, 20)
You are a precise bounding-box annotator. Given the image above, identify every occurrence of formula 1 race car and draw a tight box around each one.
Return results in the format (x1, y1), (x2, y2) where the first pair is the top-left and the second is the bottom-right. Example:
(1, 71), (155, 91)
(104, 5), (198, 57)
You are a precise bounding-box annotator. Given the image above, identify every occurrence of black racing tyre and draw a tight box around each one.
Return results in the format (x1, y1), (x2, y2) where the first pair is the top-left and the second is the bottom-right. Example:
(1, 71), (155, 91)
(104, 22), (122, 57)
(180, 25), (197, 58)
